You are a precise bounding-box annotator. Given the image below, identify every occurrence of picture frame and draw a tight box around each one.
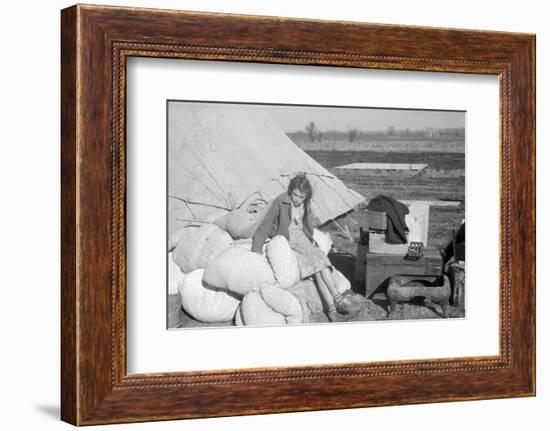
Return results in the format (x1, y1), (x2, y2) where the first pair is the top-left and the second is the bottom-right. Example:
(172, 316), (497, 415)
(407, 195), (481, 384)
(60, 4), (535, 426)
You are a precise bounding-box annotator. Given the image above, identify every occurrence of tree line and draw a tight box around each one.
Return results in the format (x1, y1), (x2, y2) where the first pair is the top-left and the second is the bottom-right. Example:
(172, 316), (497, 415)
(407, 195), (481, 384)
(294, 121), (465, 143)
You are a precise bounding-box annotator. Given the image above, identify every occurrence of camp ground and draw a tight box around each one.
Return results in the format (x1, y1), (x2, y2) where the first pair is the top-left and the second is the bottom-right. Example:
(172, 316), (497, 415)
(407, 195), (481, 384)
(167, 102), (466, 328)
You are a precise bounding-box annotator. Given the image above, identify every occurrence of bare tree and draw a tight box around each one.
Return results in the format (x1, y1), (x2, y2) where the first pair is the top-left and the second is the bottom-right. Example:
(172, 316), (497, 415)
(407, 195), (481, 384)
(305, 121), (318, 143)
(347, 127), (358, 143)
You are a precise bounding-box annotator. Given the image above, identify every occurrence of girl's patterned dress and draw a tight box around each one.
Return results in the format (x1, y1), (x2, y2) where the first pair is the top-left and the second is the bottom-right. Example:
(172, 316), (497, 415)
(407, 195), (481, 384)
(288, 203), (333, 279)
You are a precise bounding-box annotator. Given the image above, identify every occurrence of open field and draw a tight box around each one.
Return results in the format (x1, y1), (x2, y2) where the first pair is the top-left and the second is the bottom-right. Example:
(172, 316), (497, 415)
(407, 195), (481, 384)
(309, 150), (464, 171)
(288, 131), (465, 153)
(310, 150), (465, 251)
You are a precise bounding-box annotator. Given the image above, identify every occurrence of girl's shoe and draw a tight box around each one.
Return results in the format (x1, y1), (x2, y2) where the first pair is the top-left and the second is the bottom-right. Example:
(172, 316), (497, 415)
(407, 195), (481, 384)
(335, 293), (363, 315)
(327, 310), (347, 323)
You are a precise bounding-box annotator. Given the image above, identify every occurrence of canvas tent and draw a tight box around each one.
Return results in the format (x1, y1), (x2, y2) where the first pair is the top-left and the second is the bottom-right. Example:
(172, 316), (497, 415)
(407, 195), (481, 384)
(168, 103), (365, 237)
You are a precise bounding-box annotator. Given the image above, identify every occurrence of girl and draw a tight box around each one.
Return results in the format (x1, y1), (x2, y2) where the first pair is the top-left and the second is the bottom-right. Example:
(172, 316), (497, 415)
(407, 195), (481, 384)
(251, 174), (356, 322)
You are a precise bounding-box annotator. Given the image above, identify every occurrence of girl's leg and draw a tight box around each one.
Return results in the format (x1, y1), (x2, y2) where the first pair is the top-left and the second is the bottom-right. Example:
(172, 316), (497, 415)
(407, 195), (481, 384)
(319, 267), (343, 304)
(320, 267), (364, 317)
(313, 272), (337, 315)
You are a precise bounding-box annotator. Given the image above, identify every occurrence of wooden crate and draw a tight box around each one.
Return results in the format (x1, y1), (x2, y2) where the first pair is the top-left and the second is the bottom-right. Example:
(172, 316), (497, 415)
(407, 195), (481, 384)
(365, 248), (443, 297)
(364, 210), (387, 231)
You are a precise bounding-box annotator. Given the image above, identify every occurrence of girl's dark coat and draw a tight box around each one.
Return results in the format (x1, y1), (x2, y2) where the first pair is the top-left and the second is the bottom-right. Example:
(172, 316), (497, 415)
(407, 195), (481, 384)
(251, 192), (315, 253)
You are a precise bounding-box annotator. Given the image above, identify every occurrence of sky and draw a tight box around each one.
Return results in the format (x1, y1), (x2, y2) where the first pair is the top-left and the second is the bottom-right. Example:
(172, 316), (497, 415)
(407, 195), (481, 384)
(260, 104), (465, 133)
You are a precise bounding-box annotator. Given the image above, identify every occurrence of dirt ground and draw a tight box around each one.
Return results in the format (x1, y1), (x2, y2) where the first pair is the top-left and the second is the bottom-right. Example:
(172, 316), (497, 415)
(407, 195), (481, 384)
(170, 150), (466, 329)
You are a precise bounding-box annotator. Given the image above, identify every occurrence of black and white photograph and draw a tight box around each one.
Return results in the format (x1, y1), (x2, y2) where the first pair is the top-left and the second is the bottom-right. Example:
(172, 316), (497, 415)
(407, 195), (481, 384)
(2, 0), (544, 429)
(167, 101), (466, 328)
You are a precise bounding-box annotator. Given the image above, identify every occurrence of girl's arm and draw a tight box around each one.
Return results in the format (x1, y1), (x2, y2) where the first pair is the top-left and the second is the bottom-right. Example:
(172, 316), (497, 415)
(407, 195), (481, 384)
(251, 200), (280, 253)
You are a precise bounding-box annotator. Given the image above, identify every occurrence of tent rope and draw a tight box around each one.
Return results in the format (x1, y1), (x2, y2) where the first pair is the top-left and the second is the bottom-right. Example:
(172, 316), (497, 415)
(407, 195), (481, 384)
(182, 198), (197, 218)
(169, 195), (232, 211)
(280, 171), (335, 180)
(235, 191), (268, 210)
(176, 217), (211, 224)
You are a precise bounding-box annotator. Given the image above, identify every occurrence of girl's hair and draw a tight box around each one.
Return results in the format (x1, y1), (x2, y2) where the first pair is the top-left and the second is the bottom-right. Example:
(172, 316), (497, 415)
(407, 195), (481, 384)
(287, 174), (313, 205)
